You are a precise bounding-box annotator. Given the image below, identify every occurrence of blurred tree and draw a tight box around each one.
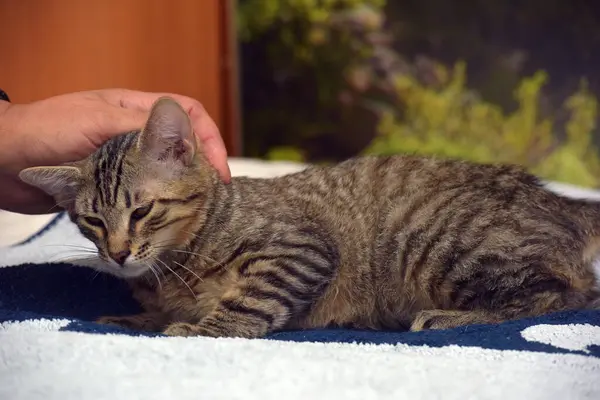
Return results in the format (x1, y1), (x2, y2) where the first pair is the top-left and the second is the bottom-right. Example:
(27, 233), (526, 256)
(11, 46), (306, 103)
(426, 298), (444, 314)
(238, 0), (389, 160)
(237, 0), (600, 187)
(383, 0), (600, 118)
(365, 63), (600, 187)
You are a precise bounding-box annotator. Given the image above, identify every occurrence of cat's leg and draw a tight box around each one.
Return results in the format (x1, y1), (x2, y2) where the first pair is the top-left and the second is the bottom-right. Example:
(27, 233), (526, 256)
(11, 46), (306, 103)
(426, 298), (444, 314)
(95, 277), (168, 331)
(127, 278), (163, 313)
(410, 309), (499, 331)
(163, 308), (264, 338)
(96, 312), (168, 331)
(412, 262), (595, 331)
(163, 285), (308, 338)
(163, 295), (285, 338)
(163, 255), (334, 338)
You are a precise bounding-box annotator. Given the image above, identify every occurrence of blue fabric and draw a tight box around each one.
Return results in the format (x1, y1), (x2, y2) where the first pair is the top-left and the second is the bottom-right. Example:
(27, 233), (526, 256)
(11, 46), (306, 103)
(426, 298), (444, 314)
(1, 261), (599, 357)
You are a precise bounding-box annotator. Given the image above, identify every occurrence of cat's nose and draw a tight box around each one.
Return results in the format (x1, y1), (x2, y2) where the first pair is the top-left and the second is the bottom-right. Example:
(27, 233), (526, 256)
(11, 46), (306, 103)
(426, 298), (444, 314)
(109, 250), (131, 266)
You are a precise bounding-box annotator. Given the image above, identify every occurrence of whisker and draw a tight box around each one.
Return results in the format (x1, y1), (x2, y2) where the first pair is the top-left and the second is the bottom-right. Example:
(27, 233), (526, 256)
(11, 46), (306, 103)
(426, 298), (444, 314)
(47, 197), (76, 213)
(164, 248), (218, 264)
(155, 261), (167, 280)
(90, 269), (102, 281)
(48, 254), (98, 263)
(150, 240), (216, 262)
(54, 199), (73, 207)
(52, 256), (106, 283)
(42, 244), (97, 253)
(48, 254), (99, 263)
(172, 260), (203, 283)
(145, 261), (163, 290)
(155, 258), (197, 300)
(43, 244), (95, 249)
(180, 229), (200, 238)
(151, 239), (179, 248)
(145, 255), (167, 280)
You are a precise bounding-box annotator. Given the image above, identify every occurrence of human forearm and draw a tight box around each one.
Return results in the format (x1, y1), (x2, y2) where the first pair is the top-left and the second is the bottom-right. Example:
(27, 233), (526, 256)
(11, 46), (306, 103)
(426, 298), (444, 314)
(0, 99), (53, 213)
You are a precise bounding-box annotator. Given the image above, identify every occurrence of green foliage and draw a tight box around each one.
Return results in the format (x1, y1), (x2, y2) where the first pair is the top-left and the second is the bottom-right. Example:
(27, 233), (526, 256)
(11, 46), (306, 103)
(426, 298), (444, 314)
(238, 0), (385, 39)
(238, 0), (600, 188)
(265, 146), (306, 162)
(364, 62), (600, 187)
(237, 0), (389, 159)
(238, 0), (384, 69)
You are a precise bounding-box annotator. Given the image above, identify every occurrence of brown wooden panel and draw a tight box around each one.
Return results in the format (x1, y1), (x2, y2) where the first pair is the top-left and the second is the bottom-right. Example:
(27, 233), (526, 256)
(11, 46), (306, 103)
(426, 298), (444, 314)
(0, 0), (240, 155)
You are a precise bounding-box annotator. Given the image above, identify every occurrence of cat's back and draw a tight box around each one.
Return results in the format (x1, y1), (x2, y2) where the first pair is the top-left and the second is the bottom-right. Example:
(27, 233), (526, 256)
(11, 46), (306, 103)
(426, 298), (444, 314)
(234, 153), (582, 275)
(245, 153), (544, 218)
(230, 154), (550, 236)
(230, 155), (409, 232)
(229, 153), (546, 259)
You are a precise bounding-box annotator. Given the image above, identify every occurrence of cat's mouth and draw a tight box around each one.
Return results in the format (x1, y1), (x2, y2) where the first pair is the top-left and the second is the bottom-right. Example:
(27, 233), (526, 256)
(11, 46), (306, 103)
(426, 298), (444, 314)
(67, 256), (150, 279)
(115, 263), (152, 278)
(95, 257), (153, 279)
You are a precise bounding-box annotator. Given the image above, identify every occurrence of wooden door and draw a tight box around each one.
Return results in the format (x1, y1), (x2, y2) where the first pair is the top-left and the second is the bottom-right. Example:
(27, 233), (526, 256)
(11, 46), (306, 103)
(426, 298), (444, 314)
(0, 0), (241, 155)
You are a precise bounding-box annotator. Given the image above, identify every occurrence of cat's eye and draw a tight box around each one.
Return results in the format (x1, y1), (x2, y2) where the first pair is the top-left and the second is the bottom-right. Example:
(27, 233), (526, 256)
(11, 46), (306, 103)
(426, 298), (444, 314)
(83, 216), (104, 228)
(131, 203), (153, 221)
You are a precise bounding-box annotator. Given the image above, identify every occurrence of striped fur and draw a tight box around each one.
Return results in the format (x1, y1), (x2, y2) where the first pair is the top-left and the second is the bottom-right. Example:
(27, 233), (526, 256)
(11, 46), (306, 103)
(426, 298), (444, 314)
(18, 97), (600, 338)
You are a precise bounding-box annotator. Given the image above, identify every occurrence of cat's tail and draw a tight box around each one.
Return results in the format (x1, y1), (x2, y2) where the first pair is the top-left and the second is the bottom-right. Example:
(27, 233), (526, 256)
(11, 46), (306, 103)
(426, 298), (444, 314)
(566, 197), (600, 235)
(584, 263), (600, 310)
(559, 197), (600, 311)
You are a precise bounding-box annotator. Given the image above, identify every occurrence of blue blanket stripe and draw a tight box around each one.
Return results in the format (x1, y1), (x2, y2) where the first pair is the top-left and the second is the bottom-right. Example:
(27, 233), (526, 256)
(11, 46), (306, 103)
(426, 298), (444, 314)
(12, 212), (66, 247)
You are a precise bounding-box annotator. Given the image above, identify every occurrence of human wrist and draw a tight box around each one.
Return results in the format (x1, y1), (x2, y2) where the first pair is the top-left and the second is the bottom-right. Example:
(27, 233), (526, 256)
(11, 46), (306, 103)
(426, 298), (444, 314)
(0, 100), (10, 116)
(0, 101), (23, 173)
(0, 100), (12, 154)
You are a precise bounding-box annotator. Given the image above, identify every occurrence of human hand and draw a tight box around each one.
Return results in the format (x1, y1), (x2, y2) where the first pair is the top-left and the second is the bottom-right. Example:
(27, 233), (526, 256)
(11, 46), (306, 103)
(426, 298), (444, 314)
(0, 88), (231, 214)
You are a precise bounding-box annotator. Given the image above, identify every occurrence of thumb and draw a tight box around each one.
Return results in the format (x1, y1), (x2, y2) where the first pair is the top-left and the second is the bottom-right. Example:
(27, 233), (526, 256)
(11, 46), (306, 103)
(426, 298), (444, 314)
(99, 106), (149, 140)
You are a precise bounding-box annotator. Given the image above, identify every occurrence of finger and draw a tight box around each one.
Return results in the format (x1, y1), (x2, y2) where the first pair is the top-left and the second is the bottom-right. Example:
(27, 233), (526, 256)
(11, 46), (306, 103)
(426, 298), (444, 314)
(110, 107), (149, 132)
(90, 106), (149, 144)
(202, 135), (232, 183)
(97, 88), (189, 111)
(98, 89), (231, 182)
(187, 103), (231, 183)
(98, 89), (224, 143)
(105, 89), (226, 148)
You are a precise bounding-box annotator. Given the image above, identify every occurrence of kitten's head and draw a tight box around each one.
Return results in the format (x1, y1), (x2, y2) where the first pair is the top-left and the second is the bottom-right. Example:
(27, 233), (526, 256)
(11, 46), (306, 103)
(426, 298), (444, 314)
(19, 97), (216, 278)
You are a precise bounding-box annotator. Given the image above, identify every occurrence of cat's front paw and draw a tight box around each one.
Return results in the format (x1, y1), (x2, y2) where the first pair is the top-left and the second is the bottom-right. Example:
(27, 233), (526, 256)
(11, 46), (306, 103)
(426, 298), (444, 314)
(163, 322), (220, 337)
(96, 315), (138, 330)
(410, 310), (450, 331)
(95, 313), (164, 331)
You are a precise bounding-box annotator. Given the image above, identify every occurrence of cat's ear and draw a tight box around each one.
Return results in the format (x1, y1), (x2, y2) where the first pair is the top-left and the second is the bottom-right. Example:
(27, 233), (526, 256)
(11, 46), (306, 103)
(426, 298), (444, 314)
(18, 166), (82, 207)
(137, 97), (197, 166)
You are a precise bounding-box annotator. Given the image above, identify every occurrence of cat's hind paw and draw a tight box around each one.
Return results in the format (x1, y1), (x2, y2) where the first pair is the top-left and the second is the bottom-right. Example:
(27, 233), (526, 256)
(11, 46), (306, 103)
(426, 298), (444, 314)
(410, 310), (450, 331)
(410, 309), (497, 331)
(96, 315), (139, 330)
(163, 322), (219, 337)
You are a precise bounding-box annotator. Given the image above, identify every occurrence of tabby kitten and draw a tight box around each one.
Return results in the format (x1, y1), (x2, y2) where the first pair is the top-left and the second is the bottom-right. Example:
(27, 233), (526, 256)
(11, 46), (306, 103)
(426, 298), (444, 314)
(19, 97), (600, 338)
